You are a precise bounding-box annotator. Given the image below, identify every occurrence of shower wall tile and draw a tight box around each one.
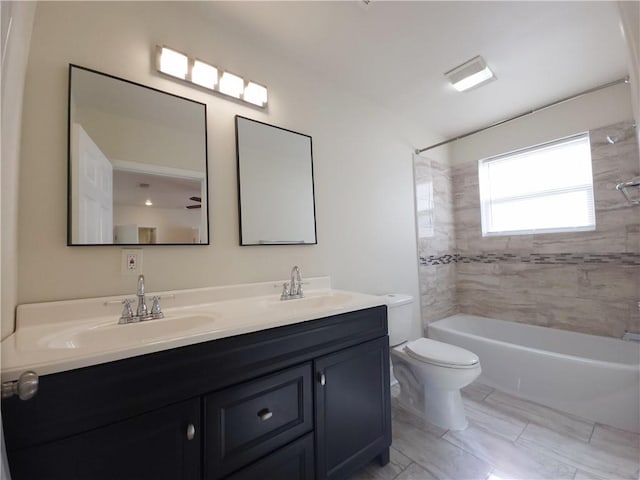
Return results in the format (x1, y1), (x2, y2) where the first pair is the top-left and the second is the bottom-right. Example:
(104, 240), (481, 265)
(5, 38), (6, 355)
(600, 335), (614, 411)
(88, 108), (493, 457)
(456, 263), (501, 290)
(498, 264), (579, 298)
(414, 155), (459, 328)
(415, 122), (640, 338)
(626, 225), (640, 252)
(532, 230), (627, 254)
(418, 263), (457, 326)
(457, 288), (538, 325)
(535, 295), (630, 337)
(577, 265), (638, 301)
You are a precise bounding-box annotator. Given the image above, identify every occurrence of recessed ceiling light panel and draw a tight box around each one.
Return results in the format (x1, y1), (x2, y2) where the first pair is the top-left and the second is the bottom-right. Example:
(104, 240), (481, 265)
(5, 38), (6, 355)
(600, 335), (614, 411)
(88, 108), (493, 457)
(445, 55), (496, 92)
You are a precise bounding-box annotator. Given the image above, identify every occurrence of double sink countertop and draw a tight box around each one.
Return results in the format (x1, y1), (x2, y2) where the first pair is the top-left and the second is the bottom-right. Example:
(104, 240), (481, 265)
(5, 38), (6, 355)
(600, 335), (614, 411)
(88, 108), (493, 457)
(1, 277), (387, 381)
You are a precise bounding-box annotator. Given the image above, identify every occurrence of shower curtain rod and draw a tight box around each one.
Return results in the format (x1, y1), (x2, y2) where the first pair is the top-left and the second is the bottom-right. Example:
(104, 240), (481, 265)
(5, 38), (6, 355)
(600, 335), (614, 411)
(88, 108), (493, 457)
(415, 77), (629, 154)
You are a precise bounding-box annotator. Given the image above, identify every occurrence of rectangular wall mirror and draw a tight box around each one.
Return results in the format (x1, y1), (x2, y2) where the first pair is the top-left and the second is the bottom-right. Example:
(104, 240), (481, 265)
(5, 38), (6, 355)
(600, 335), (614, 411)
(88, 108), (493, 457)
(235, 116), (317, 245)
(68, 64), (209, 245)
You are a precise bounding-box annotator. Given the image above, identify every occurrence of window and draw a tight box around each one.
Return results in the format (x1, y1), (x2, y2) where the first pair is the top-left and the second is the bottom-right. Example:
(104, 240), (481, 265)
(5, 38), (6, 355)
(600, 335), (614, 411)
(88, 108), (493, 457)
(478, 133), (595, 236)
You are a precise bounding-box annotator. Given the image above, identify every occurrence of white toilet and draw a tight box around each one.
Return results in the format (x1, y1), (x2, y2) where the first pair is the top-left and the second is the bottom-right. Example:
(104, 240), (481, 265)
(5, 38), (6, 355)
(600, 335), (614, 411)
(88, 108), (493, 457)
(384, 294), (481, 430)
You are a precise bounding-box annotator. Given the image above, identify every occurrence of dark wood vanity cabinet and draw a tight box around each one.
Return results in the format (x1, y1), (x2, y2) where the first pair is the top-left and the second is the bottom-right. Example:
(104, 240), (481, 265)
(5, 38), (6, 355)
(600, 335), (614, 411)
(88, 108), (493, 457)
(204, 363), (313, 479)
(315, 337), (391, 479)
(2, 306), (390, 480)
(7, 398), (202, 480)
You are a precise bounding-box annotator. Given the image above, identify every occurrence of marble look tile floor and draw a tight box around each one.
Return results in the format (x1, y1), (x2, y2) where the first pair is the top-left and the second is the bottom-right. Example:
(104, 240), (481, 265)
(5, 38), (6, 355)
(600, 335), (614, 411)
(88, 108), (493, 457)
(349, 383), (640, 480)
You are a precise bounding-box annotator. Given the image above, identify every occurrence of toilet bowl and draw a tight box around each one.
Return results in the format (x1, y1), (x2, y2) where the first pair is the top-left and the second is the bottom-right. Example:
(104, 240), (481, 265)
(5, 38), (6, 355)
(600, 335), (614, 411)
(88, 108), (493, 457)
(383, 294), (481, 430)
(391, 338), (481, 430)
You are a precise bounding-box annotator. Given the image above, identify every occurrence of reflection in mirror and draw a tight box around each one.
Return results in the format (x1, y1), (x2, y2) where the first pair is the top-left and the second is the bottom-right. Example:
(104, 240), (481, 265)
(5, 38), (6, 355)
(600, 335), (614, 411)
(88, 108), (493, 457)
(68, 64), (209, 245)
(235, 116), (317, 246)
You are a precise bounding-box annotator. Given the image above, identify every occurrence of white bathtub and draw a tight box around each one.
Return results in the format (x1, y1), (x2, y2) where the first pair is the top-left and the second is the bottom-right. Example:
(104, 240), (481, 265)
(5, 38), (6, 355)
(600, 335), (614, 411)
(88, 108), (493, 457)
(428, 314), (640, 433)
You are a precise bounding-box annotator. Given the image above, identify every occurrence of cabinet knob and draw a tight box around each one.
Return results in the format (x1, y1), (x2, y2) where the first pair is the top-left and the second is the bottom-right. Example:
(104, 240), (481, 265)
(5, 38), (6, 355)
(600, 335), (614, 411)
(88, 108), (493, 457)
(319, 372), (326, 386)
(186, 423), (195, 441)
(257, 408), (273, 421)
(1, 371), (39, 401)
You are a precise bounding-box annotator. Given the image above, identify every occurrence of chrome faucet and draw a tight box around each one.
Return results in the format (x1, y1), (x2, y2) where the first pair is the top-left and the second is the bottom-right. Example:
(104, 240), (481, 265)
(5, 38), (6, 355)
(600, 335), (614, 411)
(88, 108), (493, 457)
(118, 274), (164, 324)
(281, 266), (304, 300)
(136, 274), (149, 319)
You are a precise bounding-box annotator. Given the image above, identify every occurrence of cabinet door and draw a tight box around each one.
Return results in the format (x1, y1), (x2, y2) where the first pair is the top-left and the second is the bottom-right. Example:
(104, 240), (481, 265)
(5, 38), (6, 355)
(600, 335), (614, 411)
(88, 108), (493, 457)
(9, 398), (200, 480)
(315, 337), (391, 480)
(225, 433), (314, 480)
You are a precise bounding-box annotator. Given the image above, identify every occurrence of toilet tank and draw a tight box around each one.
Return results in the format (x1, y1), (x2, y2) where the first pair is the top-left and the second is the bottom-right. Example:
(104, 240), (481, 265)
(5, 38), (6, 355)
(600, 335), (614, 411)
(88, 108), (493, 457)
(382, 294), (414, 346)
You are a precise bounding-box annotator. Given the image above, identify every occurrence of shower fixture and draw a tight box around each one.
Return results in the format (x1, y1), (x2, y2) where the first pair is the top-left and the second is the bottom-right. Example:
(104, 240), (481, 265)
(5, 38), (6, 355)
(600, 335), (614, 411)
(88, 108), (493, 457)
(606, 123), (636, 144)
(616, 176), (640, 206)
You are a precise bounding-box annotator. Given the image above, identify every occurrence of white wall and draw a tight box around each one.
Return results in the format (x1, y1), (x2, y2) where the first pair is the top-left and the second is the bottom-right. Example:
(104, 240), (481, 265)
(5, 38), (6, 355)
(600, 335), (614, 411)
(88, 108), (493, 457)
(75, 107), (204, 173)
(114, 206), (201, 244)
(13, 2), (429, 335)
(617, 1), (640, 159)
(1, 1), (36, 340)
(449, 82), (634, 165)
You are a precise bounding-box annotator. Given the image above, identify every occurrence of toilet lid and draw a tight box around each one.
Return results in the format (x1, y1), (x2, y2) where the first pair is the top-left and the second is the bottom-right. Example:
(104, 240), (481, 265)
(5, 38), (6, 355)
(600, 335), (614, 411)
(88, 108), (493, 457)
(405, 338), (479, 368)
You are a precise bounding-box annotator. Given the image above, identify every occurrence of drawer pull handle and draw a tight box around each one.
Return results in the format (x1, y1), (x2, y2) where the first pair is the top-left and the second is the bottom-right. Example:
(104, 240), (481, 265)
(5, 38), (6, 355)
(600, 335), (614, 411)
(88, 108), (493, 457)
(186, 423), (195, 441)
(258, 408), (273, 421)
(319, 372), (326, 386)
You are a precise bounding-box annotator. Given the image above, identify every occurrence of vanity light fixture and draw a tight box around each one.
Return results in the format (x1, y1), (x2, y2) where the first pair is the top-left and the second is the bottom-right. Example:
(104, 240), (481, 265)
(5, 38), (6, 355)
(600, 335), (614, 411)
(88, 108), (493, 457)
(156, 45), (268, 108)
(219, 71), (244, 98)
(158, 47), (189, 80)
(445, 55), (495, 92)
(191, 60), (218, 89)
(243, 81), (268, 107)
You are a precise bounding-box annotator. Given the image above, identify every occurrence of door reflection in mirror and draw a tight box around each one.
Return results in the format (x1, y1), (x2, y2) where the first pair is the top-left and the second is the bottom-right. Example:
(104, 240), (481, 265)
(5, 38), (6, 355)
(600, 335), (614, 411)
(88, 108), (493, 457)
(68, 64), (209, 245)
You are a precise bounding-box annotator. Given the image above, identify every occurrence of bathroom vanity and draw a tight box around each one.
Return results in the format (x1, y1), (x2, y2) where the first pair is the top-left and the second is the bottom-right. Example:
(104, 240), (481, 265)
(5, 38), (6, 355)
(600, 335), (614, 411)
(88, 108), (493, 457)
(1, 279), (391, 480)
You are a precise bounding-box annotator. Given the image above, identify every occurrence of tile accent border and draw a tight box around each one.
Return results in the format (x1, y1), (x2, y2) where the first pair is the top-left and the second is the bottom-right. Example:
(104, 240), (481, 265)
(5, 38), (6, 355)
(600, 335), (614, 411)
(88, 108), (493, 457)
(420, 252), (640, 266)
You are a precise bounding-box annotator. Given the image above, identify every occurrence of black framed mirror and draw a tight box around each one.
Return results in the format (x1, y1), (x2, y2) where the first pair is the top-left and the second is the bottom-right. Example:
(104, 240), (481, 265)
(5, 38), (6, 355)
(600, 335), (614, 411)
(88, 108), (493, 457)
(235, 116), (317, 245)
(67, 64), (209, 245)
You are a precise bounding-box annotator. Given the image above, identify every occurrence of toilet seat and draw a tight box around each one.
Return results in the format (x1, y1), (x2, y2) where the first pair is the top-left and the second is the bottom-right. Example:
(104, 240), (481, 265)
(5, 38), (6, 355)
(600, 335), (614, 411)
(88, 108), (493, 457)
(405, 338), (479, 369)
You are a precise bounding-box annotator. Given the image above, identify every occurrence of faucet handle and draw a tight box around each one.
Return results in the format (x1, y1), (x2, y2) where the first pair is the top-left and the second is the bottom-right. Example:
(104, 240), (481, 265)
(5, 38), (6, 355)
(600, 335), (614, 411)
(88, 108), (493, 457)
(280, 282), (290, 300)
(119, 299), (134, 324)
(150, 296), (164, 319)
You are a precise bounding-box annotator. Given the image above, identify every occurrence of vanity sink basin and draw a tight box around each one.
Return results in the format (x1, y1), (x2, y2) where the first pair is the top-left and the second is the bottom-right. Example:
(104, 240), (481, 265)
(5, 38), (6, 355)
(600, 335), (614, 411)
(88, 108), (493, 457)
(2, 278), (387, 381)
(287, 292), (354, 309)
(41, 314), (218, 350)
(264, 292), (355, 310)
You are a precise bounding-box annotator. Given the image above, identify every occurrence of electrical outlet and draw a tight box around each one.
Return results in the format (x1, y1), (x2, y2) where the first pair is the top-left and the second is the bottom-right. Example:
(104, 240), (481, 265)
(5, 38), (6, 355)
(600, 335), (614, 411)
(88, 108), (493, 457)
(121, 249), (143, 275)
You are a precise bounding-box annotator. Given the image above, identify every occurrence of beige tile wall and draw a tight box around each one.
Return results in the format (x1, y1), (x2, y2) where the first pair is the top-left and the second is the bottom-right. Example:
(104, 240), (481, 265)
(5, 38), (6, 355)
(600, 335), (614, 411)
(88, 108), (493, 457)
(415, 156), (457, 330)
(415, 122), (640, 338)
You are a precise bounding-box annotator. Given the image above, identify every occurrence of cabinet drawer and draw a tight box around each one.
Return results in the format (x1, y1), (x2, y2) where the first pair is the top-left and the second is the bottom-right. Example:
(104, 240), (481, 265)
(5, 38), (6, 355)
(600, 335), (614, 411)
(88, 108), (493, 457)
(205, 362), (312, 479)
(225, 433), (314, 480)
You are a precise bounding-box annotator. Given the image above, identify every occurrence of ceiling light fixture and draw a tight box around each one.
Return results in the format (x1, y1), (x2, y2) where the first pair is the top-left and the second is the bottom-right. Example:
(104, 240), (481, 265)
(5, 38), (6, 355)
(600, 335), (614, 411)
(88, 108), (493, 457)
(145, 199), (153, 206)
(155, 45), (268, 109)
(445, 55), (495, 92)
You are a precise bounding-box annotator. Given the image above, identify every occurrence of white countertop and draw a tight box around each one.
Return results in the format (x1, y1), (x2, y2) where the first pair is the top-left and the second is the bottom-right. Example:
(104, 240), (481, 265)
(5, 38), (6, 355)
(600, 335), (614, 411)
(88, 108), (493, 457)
(1, 277), (386, 381)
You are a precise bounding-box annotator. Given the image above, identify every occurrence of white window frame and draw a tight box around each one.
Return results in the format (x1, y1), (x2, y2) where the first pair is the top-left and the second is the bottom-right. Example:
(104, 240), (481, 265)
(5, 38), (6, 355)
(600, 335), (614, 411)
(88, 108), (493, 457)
(478, 132), (596, 237)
